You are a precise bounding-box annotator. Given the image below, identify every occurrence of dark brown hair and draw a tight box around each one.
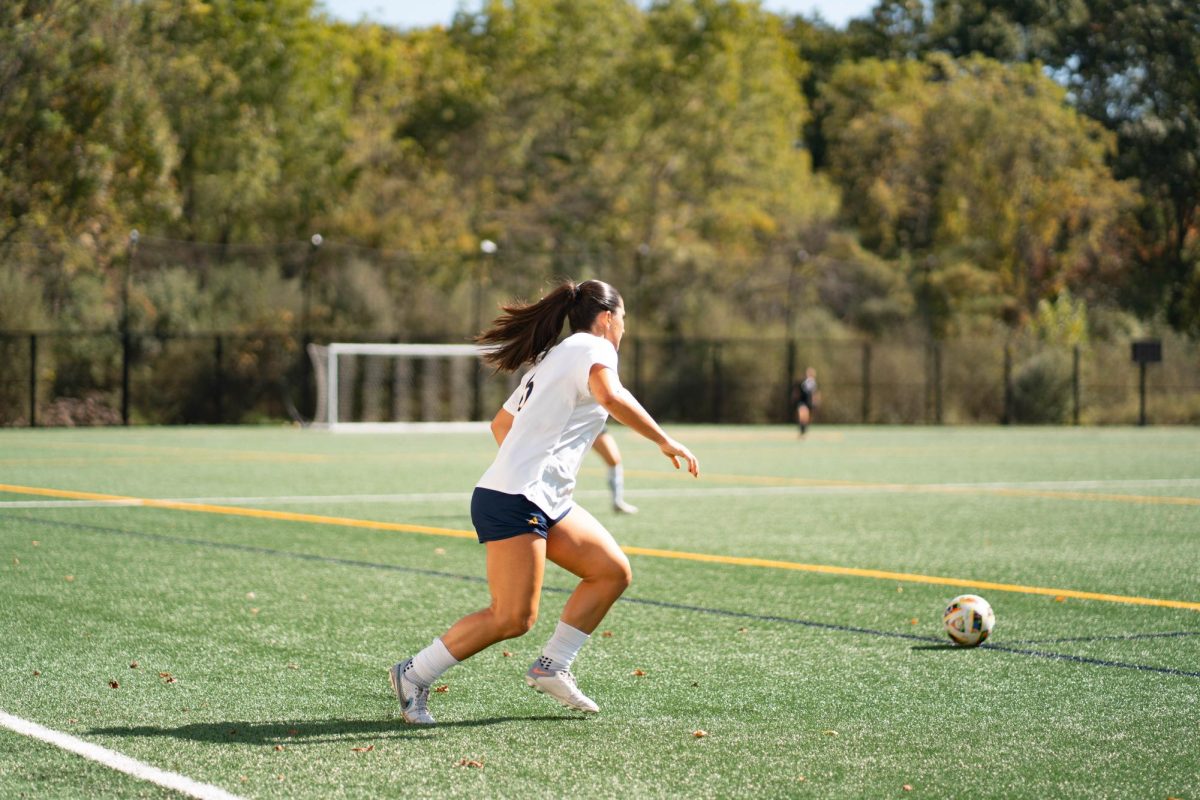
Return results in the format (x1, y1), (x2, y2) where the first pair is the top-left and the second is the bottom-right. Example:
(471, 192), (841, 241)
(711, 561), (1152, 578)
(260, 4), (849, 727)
(475, 279), (623, 372)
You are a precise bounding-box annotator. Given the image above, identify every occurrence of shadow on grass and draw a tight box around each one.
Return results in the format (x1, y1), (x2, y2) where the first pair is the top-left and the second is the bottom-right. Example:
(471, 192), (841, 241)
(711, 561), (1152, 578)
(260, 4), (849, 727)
(87, 715), (584, 745)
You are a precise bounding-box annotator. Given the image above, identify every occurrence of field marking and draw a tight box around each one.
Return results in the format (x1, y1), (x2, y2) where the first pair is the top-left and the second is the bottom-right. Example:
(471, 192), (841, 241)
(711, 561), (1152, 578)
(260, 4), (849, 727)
(3, 482), (1198, 612)
(0, 710), (244, 800)
(3, 477), (1199, 510)
(623, 469), (1200, 507)
(19, 513), (1200, 680)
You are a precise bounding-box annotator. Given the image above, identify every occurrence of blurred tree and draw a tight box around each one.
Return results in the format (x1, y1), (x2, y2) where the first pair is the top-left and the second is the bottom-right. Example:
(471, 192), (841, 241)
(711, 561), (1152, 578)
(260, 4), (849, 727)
(0, 0), (178, 323)
(823, 54), (1133, 335)
(136, 0), (350, 243)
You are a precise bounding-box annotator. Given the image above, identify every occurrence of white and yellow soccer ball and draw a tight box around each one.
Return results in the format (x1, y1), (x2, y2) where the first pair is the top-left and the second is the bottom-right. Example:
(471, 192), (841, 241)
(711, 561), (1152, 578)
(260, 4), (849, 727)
(942, 594), (995, 647)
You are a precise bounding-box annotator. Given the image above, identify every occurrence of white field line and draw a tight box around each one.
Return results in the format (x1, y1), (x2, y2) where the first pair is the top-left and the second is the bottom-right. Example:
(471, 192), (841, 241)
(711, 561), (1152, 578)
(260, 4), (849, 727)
(0, 710), (244, 800)
(1, 478), (1198, 509)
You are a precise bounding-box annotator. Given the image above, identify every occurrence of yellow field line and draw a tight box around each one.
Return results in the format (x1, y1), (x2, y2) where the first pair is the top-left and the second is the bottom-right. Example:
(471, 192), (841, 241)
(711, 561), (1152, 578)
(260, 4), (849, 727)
(623, 469), (1200, 507)
(0, 483), (474, 540)
(2, 482), (1196, 612)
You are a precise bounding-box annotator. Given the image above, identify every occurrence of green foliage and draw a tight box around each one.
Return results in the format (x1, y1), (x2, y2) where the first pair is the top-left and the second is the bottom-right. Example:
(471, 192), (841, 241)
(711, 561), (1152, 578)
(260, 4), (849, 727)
(823, 53), (1134, 334)
(1010, 349), (1072, 423)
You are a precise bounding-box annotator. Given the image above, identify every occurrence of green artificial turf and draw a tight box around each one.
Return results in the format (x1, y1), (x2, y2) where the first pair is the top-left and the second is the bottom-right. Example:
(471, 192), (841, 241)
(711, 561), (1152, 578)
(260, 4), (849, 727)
(0, 425), (1197, 798)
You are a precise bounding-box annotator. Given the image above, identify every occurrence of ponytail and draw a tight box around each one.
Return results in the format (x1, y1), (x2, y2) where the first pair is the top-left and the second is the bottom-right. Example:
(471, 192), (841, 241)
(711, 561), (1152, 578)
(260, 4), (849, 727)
(475, 279), (623, 372)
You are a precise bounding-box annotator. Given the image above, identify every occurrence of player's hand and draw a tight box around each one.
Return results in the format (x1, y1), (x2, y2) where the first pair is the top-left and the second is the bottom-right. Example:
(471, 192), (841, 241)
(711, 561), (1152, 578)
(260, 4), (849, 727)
(660, 437), (699, 478)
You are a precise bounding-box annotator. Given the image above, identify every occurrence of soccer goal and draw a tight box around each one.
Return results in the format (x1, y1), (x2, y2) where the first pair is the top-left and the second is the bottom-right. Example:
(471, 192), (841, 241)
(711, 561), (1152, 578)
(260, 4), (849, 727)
(307, 342), (517, 432)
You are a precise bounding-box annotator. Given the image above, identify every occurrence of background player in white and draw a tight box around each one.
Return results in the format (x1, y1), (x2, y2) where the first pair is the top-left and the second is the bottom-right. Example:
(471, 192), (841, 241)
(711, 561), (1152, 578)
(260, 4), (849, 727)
(593, 426), (638, 514)
(390, 279), (698, 724)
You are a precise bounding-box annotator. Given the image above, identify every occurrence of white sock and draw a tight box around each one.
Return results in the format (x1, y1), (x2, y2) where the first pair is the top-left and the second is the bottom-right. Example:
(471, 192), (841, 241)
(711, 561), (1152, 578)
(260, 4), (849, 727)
(541, 620), (590, 670)
(406, 637), (458, 687)
(608, 464), (625, 505)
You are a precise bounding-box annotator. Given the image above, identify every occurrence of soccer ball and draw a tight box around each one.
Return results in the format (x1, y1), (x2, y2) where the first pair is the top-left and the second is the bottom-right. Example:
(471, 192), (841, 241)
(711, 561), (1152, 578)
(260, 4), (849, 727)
(942, 594), (995, 647)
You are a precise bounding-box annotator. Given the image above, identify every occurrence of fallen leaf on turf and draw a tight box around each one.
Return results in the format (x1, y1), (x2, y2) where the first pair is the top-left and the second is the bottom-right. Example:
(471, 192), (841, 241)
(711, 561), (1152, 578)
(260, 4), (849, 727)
(274, 745), (285, 751)
(287, 729), (299, 736)
(691, 682), (699, 687)
(65, 575), (74, 582)
(287, 664), (299, 670)
(797, 776), (806, 782)
(822, 729), (838, 737)
(67, 719), (76, 724)
(246, 592), (256, 600)
(250, 607), (260, 615)
(351, 745), (375, 752)
(1054, 596), (1067, 602)
(693, 730), (708, 738)
(228, 729), (239, 736)
(502, 651), (512, 657)
(601, 631), (613, 638)
(456, 758), (484, 769)
(12, 558), (18, 565)
(632, 669), (646, 677)
(434, 548), (446, 555)
(164, 676), (177, 684)
(130, 661), (139, 669)
(737, 627), (748, 633)
(159, 672), (173, 679)
(108, 680), (119, 689)
(33, 671), (40, 677)
(434, 685), (449, 693)
(32, 541), (39, 546)
(896, 586), (903, 593)
(239, 776), (248, 783)
(277, 775), (285, 781)
(903, 785), (913, 791)
(910, 618), (919, 625)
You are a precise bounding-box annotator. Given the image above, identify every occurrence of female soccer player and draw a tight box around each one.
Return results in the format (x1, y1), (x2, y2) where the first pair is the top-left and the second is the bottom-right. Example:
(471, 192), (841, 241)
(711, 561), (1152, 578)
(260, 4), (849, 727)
(390, 279), (698, 724)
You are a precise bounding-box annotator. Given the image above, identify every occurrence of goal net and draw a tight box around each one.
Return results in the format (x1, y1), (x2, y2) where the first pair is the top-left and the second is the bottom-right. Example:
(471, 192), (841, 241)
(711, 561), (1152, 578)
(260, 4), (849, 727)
(307, 342), (518, 431)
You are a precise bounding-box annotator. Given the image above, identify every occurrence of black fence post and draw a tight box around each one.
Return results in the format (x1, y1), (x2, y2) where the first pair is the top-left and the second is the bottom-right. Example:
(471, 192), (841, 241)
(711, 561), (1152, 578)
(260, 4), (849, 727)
(121, 330), (131, 426)
(1002, 343), (1012, 425)
(934, 341), (943, 424)
(1072, 345), (1080, 425)
(28, 333), (37, 428)
(1138, 361), (1148, 426)
(711, 342), (722, 424)
(214, 334), (224, 424)
(861, 341), (871, 423)
(784, 339), (796, 423)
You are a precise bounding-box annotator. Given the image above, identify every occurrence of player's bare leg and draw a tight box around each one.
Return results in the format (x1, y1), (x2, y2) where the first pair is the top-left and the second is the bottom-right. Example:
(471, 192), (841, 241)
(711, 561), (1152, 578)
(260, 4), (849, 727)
(524, 505), (631, 712)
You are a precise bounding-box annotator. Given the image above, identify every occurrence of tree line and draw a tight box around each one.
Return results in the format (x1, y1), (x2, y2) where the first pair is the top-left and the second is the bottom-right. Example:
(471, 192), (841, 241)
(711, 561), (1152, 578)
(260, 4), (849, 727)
(1, 0), (1195, 345)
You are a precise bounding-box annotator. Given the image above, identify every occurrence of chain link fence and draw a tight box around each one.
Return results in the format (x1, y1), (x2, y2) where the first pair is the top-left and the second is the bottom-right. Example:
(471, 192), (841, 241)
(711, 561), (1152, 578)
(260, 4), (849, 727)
(2, 329), (1197, 427)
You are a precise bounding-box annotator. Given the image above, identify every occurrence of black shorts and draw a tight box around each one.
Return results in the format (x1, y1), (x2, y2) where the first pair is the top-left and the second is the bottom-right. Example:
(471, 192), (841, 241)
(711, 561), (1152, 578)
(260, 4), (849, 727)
(470, 487), (571, 543)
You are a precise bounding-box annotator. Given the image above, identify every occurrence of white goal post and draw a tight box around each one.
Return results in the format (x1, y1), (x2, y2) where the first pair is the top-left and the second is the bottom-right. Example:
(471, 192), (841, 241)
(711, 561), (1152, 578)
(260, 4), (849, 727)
(307, 342), (515, 432)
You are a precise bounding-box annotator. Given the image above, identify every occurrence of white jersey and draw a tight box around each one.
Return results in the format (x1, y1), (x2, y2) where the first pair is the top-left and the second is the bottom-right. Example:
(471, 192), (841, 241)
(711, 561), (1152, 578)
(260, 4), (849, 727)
(476, 331), (619, 517)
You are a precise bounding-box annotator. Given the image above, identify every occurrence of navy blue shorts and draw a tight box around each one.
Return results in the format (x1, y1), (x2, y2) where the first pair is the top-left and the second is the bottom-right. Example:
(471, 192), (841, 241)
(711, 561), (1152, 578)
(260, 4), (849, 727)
(470, 487), (571, 543)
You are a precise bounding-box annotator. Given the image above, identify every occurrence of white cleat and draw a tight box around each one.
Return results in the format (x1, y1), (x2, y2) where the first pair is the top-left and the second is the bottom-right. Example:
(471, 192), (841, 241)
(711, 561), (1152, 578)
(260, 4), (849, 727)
(389, 659), (436, 725)
(524, 657), (599, 713)
(613, 500), (639, 514)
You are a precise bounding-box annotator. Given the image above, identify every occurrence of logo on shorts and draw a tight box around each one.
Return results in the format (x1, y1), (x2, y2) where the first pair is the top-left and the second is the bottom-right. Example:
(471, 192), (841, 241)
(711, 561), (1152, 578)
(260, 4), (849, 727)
(527, 516), (540, 527)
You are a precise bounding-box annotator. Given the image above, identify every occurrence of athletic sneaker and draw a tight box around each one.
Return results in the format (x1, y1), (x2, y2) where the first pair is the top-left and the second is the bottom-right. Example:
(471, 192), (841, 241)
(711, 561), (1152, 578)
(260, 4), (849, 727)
(524, 657), (599, 713)
(613, 499), (639, 514)
(389, 659), (435, 725)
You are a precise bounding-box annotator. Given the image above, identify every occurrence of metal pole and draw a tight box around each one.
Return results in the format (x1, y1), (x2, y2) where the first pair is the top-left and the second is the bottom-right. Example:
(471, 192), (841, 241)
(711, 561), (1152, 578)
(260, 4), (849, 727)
(1138, 362), (1147, 426)
(1072, 345), (1080, 425)
(214, 335), (224, 424)
(861, 341), (871, 424)
(934, 341), (943, 424)
(121, 227), (138, 424)
(1002, 343), (1012, 425)
(28, 334), (37, 428)
(474, 240), (497, 421)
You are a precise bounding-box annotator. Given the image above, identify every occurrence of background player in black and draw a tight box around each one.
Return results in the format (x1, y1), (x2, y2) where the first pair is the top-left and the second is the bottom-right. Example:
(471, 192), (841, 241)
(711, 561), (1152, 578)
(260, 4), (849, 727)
(792, 367), (819, 437)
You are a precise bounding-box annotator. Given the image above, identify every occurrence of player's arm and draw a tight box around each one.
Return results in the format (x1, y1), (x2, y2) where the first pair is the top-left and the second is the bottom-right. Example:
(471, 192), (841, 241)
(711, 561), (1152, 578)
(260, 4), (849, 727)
(490, 408), (514, 446)
(588, 364), (698, 477)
